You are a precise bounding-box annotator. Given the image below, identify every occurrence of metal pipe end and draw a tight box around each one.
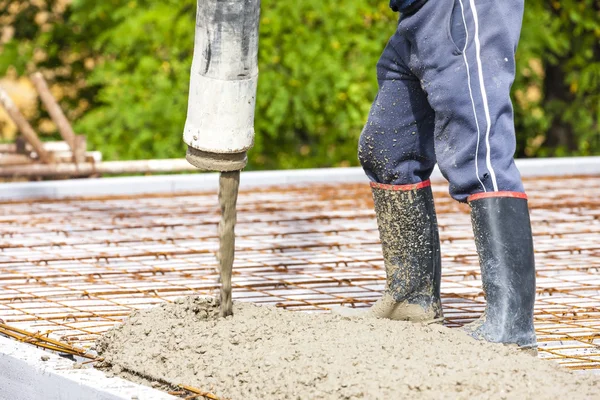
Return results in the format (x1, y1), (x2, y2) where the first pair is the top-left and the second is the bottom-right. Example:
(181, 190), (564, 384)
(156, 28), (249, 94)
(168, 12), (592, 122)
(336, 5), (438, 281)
(186, 146), (247, 172)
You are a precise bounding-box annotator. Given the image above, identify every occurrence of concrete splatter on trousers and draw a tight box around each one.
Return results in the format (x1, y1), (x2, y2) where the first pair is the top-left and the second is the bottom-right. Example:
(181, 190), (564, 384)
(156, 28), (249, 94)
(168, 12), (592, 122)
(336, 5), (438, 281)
(359, 0), (525, 202)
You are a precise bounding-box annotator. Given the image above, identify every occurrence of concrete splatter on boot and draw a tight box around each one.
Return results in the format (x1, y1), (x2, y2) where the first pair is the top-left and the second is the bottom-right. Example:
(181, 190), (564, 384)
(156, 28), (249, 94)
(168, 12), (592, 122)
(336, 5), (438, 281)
(333, 181), (442, 322)
(463, 194), (537, 353)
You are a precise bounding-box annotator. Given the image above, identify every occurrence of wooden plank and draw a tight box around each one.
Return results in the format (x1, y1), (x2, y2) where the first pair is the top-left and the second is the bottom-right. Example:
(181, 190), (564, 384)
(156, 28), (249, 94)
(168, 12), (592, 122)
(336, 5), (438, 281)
(15, 136), (26, 154)
(0, 159), (197, 178)
(30, 72), (83, 163)
(74, 135), (87, 165)
(0, 141), (72, 154)
(0, 154), (32, 166)
(0, 86), (52, 163)
(0, 152), (100, 167)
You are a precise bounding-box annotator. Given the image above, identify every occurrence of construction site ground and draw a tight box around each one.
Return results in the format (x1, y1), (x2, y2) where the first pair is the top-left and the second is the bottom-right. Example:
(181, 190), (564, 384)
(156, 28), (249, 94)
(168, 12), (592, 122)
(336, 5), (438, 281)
(0, 173), (599, 376)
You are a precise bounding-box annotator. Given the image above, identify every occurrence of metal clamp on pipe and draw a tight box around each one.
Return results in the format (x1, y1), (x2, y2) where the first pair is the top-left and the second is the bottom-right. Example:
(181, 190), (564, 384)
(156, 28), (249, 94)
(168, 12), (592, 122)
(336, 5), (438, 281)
(183, 0), (261, 172)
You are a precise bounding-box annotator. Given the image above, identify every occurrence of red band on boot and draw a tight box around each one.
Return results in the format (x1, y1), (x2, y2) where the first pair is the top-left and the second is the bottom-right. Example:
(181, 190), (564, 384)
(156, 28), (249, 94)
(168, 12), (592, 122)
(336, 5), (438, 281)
(370, 180), (431, 191)
(468, 191), (528, 202)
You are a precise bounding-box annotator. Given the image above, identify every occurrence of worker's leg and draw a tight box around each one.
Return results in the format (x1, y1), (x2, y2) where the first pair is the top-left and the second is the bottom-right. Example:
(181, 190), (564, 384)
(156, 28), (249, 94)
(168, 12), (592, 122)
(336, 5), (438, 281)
(357, 35), (436, 186)
(402, 0), (536, 348)
(334, 28), (442, 322)
(400, 0), (525, 201)
(465, 194), (536, 351)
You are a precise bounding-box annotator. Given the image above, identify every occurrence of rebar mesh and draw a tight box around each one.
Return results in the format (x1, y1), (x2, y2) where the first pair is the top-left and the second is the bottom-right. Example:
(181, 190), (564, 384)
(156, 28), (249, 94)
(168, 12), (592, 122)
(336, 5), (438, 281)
(0, 176), (598, 370)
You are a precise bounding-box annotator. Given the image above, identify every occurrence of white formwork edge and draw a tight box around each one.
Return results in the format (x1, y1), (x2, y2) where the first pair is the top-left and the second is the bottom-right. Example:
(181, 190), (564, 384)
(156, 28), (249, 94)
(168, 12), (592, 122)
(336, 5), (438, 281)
(0, 157), (598, 201)
(0, 335), (592, 399)
(0, 336), (175, 400)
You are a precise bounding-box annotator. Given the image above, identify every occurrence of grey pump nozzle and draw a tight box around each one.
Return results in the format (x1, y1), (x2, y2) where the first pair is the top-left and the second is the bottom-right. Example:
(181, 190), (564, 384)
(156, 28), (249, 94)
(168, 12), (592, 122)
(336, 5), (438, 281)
(182, 0), (261, 172)
(186, 146), (248, 172)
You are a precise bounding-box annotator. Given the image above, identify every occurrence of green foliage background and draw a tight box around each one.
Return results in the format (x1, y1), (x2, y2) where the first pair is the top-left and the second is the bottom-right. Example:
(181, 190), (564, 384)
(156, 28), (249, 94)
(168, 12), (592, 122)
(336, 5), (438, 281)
(1, 0), (599, 169)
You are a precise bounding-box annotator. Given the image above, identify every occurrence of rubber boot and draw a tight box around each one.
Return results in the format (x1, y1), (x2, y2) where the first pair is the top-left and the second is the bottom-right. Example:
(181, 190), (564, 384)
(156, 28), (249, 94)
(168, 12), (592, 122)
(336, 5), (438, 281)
(463, 195), (537, 351)
(333, 181), (443, 322)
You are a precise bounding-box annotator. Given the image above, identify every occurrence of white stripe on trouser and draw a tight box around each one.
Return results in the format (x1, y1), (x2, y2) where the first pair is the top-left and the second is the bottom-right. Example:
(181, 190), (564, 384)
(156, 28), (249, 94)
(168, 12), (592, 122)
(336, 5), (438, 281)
(468, 0), (499, 191)
(457, 0), (486, 193)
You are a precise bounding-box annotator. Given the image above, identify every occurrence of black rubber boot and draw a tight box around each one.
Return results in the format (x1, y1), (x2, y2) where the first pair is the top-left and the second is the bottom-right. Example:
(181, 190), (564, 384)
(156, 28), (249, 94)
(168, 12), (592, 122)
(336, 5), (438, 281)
(334, 181), (443, 322)
(464, 195), (537, 351)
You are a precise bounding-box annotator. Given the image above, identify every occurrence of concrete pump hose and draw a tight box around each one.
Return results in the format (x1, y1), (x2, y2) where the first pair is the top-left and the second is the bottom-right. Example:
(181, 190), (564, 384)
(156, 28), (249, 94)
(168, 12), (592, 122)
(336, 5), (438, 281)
(183, 0), (261, 172)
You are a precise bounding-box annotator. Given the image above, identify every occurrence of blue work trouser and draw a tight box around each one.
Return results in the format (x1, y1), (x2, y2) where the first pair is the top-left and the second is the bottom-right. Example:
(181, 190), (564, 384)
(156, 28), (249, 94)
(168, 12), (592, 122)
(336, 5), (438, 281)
(359, 0), (525, 202)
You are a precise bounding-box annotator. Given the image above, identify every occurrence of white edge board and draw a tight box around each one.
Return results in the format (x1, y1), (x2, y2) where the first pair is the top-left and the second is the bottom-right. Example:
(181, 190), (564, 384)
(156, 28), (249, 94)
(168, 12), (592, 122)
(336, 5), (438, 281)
(0, 336), (175, 400)
(0, 157), (598, 201)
